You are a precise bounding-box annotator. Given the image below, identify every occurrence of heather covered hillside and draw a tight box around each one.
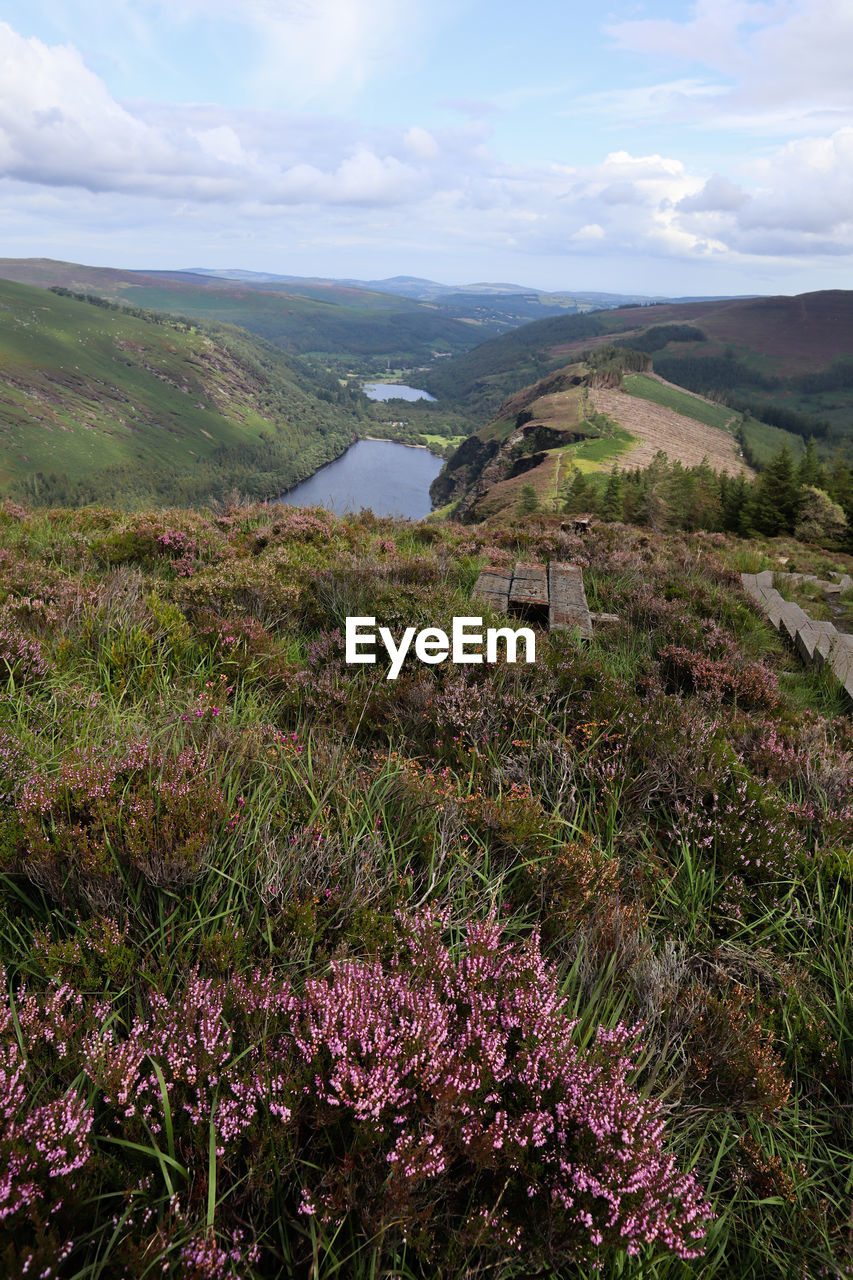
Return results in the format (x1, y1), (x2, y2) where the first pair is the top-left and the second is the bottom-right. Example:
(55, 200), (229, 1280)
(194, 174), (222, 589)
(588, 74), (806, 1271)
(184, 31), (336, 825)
(1, 499), (851, 1278)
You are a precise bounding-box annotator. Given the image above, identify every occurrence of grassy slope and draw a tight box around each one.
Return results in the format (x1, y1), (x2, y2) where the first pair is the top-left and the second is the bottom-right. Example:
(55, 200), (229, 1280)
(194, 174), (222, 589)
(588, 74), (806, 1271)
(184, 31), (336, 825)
(0, 278), (355, 500)
(741, 417), (807, 466)
(117, 281), (484, 358)
(0, 503), (851, 1279)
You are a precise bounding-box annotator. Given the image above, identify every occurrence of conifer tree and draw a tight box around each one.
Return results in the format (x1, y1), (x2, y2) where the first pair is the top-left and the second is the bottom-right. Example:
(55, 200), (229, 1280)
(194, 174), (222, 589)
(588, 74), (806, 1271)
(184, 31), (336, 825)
(562, 467), (597, 514)
(600, 467), (624, 522)
(518, 484), (539, 515)
(750, 445), (801, 535)
(797, 439), (825, 488)
(721, 472), (751, 534)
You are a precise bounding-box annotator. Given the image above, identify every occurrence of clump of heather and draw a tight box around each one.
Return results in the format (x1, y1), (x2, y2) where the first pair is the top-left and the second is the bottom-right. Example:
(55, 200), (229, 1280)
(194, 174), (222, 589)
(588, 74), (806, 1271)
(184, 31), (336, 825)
(671, 775), (802, 886)
(2, 505), (852, 1276)
(6, 741), (227, 893)
(0, 915), (712, 1273)
(0, 621), (48, 685)
(287, 909), (712, 1267)
(659, 644), (780, 710)
(0, 968), (94, 1231)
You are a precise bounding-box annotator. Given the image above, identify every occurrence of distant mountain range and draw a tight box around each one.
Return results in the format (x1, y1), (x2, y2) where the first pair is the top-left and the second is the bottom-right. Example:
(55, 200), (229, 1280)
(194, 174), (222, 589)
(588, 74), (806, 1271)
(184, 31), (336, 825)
(184, 267), (749, 308)
(0, 258), (759, 370)
(3, 254), (851, 511)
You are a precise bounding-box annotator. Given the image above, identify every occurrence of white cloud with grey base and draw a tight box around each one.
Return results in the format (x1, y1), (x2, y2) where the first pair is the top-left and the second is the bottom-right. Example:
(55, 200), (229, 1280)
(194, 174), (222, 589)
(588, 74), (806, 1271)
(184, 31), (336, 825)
(2, 3), (853, 282)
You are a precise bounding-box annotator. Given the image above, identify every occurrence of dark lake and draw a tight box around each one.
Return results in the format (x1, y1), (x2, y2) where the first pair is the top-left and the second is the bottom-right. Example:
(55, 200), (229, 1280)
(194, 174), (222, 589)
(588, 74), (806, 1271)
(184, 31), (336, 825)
(363, 382), (436, 402)
(279, 439), (443, 520)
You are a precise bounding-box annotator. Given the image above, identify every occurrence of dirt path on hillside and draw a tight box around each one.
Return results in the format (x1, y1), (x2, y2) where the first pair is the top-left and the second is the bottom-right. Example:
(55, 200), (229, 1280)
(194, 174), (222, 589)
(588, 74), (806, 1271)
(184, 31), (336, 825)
(589, 386), (753, 476)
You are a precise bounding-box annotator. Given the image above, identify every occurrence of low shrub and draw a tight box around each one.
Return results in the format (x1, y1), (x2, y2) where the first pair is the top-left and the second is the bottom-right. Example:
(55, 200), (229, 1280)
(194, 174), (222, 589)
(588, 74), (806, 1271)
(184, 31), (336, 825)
(0, 912), (712, 1274)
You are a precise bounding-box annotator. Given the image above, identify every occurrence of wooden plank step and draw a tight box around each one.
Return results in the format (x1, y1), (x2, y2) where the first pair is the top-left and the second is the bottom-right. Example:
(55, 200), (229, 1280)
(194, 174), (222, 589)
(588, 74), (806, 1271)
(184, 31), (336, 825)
(778, 602), (811, 644)
(548, 562), (592, 637)
(828, 636), (853, 682)
(757, 588), (786, 628)
(795, 621), (838, 662)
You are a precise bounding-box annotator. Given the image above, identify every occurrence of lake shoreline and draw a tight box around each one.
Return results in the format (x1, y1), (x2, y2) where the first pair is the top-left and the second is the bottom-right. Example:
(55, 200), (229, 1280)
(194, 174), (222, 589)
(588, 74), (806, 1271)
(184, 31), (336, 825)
(362, 434), (430, 451)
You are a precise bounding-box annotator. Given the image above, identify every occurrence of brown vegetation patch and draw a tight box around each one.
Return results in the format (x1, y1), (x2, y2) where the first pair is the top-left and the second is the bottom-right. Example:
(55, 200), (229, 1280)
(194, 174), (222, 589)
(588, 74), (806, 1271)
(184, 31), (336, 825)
(589, 385), (753, 476)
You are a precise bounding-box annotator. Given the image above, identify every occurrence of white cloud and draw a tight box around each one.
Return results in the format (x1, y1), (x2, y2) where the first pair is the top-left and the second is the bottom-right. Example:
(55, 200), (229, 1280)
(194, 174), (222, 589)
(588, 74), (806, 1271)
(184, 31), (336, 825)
(0, 22), (183, 191)
(678, 175), (749, 213)
(0, 23), (441, 207)
(572, 224), (605, 242)
(607, 0), (853, 133)
(674, 127), (853, 255)
(404, 126), (439, 161)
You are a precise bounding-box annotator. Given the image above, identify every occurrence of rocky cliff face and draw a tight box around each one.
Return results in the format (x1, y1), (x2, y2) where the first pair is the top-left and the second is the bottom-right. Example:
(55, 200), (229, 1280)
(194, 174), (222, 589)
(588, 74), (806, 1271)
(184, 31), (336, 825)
(430, 418), (587, 519)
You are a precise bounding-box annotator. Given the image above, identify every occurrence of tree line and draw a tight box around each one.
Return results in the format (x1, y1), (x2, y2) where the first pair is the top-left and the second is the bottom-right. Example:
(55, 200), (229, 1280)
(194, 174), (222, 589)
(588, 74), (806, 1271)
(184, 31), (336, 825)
(561, 441), (853, 548)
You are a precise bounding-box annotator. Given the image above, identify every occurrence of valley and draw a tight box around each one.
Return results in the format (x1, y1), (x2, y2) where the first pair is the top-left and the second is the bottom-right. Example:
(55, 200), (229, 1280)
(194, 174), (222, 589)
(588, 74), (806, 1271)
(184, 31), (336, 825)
(2, 262), (853, 524)
(0, 278), (358, 505)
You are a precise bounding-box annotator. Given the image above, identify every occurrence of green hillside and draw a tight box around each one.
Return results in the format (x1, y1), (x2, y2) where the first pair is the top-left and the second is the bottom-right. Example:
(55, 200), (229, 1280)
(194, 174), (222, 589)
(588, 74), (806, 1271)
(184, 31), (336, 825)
(0, 260), (505, 367)
(622, 372), (736, 430)
(0, 279), (357, 505)
(419, 312), (614, 415)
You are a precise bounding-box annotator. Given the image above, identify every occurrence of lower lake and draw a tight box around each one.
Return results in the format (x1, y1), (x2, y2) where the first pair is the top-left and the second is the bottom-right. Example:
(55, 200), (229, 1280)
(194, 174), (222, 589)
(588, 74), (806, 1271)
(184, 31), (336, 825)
(279, 439), (443, 520)
(363, 383), (436, 402)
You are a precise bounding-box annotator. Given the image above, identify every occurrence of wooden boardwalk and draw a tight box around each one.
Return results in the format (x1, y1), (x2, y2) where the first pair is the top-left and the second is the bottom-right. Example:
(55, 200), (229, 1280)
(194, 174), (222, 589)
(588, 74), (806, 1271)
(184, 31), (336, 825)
(473, 561), (593, 637)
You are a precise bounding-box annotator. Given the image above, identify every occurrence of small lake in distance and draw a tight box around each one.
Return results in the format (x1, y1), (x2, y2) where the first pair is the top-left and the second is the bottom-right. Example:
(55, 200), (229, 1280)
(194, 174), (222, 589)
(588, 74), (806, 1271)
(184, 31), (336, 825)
(363, 383), (436, 402)
(279, 439), (443, 520)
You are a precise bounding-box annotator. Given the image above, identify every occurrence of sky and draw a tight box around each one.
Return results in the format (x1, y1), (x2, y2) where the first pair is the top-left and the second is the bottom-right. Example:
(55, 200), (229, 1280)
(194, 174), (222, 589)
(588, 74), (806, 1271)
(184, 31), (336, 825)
(1, 0), (853, 295)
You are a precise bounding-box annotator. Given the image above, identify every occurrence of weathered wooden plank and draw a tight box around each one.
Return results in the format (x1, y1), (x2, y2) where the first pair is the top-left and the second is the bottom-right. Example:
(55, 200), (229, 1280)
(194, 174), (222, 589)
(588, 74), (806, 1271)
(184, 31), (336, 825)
(755, 587), (785, 628)
(829, 636), (853, 683)
(741, 573), (764, 602)
(509, 562), (549, 609)
(510, 561), (549, 596)
(472, 567), (512, 613)
(548, 562), (592, 637)
(744, 566), (853, 707)
(778, 603), (811, 644)
(844, 668), (853, 704)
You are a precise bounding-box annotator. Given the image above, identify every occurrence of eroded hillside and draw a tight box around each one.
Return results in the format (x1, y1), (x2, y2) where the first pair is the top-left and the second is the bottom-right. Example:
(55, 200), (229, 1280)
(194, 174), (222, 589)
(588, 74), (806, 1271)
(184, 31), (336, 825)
(432, 354), (750, 519)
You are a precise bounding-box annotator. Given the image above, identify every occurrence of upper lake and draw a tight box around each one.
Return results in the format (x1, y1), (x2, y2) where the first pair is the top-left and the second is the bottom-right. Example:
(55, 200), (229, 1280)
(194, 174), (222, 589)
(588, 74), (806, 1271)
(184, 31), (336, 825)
(363, 382), (437, 402)
(279, 439), (443, 520)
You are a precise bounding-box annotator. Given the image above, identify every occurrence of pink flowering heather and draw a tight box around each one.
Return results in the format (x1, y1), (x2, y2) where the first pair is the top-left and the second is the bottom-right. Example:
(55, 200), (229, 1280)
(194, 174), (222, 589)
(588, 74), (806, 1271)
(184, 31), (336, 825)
(2, 915), (711, 1271)
(286, 910), (712, 1265)
(10, 741), (227, 884)
(0, 621), (49, 684)
(83, 972), (297, 1158)
(0, 968), (94, 1226)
